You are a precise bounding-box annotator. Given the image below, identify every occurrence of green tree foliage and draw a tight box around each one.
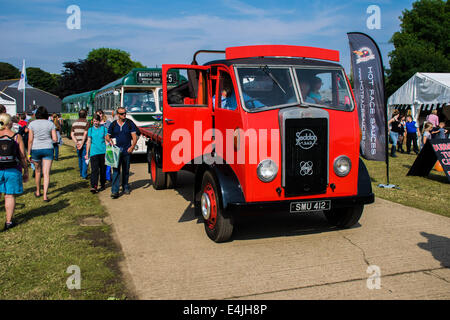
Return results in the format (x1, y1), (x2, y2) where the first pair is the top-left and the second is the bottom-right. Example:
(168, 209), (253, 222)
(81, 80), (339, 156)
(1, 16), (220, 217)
(26, 67), (59, 95)
(57, 59), (118, 98)
(87, 48), (145, 77)
(386, 0), (450, 96)
(0, 62), (20, 80)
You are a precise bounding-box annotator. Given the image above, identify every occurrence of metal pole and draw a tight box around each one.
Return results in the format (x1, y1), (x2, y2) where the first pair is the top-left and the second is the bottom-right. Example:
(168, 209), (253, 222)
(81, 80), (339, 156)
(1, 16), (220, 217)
(385, 103), (389, 185)
(23, 59), (26, 114)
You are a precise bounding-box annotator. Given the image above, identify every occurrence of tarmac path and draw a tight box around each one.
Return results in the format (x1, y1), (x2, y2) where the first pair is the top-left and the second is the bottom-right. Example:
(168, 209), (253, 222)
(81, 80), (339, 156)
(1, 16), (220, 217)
(98, 160), (450, 300)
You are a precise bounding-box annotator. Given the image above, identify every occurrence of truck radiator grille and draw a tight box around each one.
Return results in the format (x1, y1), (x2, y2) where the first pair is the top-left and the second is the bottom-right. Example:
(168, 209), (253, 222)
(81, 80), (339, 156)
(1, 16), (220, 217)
(284, 118), (328, 197)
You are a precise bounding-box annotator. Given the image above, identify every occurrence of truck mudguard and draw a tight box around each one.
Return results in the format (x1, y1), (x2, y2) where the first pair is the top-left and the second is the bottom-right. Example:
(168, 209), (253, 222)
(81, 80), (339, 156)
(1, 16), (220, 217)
(357, 158), (373, 197)
(194, 162), (245, 214)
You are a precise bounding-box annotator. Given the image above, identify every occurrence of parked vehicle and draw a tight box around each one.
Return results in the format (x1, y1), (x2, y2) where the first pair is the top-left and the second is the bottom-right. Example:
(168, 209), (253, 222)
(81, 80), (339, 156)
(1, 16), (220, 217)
(61, 68), (185, 153)
(94, 68), (184, 154)
(61, 90), (96, 137)
(141, 45), (374, 242)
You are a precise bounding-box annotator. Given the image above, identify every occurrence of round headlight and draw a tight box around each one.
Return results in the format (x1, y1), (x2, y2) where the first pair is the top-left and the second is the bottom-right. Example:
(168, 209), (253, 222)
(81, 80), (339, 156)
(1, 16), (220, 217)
(334, 156), (352, 177)
(257, 159), (278, 183)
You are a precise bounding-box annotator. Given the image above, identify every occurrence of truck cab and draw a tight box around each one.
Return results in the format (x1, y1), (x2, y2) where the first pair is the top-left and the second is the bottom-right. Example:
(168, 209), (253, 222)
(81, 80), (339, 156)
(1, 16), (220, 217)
(148, 45), (374, 242)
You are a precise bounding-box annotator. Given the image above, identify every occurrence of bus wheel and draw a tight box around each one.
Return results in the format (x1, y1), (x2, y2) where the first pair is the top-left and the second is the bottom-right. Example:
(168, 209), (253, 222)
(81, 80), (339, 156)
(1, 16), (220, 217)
(200, 171), (234, 243)
(324, 205), (364, 228)
(166, 172), (177, 189)
(150, 149), (166, 190)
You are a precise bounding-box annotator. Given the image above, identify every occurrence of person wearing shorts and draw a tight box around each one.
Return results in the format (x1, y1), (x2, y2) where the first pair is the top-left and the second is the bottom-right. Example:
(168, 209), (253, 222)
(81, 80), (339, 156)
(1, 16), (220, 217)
(0, 113), (29, 231)
(28, 106), (57, 202)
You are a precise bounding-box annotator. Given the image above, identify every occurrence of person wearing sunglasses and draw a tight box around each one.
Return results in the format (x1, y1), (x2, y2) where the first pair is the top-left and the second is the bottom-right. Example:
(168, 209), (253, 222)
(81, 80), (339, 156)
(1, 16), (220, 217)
(105, 107), (138, 198)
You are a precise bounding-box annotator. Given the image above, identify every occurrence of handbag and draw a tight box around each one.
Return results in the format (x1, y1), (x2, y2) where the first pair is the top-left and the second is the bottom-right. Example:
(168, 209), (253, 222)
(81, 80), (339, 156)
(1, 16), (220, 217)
(105, 145), (120, 168)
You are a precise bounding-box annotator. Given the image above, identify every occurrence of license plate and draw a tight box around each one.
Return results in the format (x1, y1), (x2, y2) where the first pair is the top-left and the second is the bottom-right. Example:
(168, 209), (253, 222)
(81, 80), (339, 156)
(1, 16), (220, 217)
(290, 200), (331, 213)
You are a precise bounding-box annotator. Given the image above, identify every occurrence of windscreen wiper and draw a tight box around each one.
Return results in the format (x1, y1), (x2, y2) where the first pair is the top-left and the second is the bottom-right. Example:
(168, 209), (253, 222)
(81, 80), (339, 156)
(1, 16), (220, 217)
(260, 65), (286, 94)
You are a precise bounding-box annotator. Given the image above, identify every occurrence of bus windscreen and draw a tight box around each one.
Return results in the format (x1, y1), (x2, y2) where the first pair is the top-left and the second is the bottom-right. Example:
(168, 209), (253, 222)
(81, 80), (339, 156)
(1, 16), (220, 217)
(123, 90), (156, 113)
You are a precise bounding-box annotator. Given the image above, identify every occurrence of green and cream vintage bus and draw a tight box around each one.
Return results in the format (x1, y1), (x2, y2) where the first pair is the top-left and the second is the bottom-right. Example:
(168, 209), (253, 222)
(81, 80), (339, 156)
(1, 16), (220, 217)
(61, 68), (185, 154)
(61, 90), (96, 137)
(93, 68), (184, 154)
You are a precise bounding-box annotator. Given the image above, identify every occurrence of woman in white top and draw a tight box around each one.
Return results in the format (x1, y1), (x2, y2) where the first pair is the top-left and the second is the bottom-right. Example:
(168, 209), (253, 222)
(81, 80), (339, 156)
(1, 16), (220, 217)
(28, 106), (57, 202)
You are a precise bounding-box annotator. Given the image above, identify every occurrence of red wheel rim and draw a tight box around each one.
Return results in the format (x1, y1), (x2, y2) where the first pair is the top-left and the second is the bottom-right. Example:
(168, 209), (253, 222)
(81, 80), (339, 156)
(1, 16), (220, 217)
(203, 183), (217, 230)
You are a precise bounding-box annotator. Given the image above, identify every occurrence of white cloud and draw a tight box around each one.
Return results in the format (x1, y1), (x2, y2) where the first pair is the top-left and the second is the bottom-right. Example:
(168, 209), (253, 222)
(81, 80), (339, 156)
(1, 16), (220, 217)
(221, 0), (295, 16)
(1, 3), (390, 73)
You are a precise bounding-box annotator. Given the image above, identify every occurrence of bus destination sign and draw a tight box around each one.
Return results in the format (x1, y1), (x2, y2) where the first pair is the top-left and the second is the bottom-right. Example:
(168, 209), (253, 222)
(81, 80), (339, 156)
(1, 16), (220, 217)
(136, 71), (178, 85)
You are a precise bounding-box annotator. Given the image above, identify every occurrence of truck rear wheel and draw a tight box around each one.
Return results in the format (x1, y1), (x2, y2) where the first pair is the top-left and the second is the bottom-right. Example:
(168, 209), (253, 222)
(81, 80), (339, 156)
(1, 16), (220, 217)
(146, 147), (152, 174)
(150, 149), (166, 190)
(200, 171), (234, 242)
(324, 205), (364, 228)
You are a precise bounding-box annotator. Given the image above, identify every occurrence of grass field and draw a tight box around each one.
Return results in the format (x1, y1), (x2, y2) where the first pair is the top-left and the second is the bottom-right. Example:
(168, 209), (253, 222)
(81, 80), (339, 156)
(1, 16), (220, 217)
(0, 144), (133, 299)
(363, 151), (449, 218)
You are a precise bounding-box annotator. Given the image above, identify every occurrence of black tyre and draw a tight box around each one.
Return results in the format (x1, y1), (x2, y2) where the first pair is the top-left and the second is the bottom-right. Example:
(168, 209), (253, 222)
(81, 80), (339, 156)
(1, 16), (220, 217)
(146, 147), (152, 174)
(166, 172), (177, 189)
(150, 149), (166, 190)
(324, 205), (364, 228)
(199, 171), (234, 242)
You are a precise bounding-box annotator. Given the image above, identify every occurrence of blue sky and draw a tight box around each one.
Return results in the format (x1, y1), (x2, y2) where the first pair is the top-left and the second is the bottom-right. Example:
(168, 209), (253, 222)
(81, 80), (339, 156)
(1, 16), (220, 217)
(0, 0), (415, 75)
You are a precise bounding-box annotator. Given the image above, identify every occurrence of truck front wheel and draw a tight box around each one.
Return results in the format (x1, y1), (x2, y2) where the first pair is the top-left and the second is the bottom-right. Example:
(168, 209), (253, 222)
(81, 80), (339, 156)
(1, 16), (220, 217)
(150, 149), (166, 190)
(324, 205), (364, 228)
(199, 171), (234, 242)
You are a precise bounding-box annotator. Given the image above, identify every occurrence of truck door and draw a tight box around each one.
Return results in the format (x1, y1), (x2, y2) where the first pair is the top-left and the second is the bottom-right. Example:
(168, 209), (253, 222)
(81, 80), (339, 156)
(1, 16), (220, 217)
(162, 64), (212, 172)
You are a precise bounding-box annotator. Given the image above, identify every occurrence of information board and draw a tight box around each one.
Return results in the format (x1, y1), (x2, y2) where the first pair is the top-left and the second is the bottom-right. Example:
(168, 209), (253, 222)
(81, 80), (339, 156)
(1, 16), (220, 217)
(407, 139), (450, 182)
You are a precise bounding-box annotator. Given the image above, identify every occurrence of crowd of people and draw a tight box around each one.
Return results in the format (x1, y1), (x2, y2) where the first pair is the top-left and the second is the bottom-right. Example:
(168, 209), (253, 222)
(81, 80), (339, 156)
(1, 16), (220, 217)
(70, 107), (138, 198)
(388, 109), (449, 158)
(0, 103), (139, 231)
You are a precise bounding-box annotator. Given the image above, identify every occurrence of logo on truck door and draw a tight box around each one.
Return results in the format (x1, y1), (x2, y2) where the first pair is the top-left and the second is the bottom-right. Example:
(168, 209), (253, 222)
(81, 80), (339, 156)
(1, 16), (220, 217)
(296, 129), (317, 150)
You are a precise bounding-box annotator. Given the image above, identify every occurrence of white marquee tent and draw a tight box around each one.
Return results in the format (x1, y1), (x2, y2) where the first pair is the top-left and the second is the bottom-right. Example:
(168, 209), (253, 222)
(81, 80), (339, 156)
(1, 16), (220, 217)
(0, 91), (16, 115)
(387, 72), (450, 121)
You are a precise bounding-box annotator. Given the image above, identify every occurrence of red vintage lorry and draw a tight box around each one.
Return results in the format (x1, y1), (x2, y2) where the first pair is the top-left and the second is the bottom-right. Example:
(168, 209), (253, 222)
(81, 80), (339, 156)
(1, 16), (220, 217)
(140, 45), (374, 242)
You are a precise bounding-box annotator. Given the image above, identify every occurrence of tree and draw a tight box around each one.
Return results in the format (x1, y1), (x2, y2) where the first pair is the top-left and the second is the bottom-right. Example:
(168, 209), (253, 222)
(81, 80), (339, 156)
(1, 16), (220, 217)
(0, 62), (20, 80)
(57, 59), (118, 98)
(87, 48), (145, 77)
(26, 67), (59, 95)
(386, 0), (450, 97)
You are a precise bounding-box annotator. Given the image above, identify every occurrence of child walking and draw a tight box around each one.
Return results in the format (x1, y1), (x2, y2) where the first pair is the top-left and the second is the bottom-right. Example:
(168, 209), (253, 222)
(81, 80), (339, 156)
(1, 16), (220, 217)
(85, 114), (107, 193)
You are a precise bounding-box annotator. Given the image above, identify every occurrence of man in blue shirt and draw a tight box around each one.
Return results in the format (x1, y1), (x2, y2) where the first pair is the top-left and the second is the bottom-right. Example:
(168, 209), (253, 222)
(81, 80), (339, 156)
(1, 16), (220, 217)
(106, 107), (138, 198)
(405, 115), (421, 154)
(214, 88), (238, 110)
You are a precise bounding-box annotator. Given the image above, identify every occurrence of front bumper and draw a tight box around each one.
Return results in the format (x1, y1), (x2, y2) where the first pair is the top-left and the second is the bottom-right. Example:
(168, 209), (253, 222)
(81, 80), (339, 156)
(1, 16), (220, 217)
(226, 193), (374, 213)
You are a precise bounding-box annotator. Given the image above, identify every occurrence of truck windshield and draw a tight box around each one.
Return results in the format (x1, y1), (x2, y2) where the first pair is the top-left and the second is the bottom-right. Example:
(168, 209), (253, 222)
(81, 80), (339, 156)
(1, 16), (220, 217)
(295, 68), (353, 111)
(236, 67), (298, 110)
(123, 90), (157, 113)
